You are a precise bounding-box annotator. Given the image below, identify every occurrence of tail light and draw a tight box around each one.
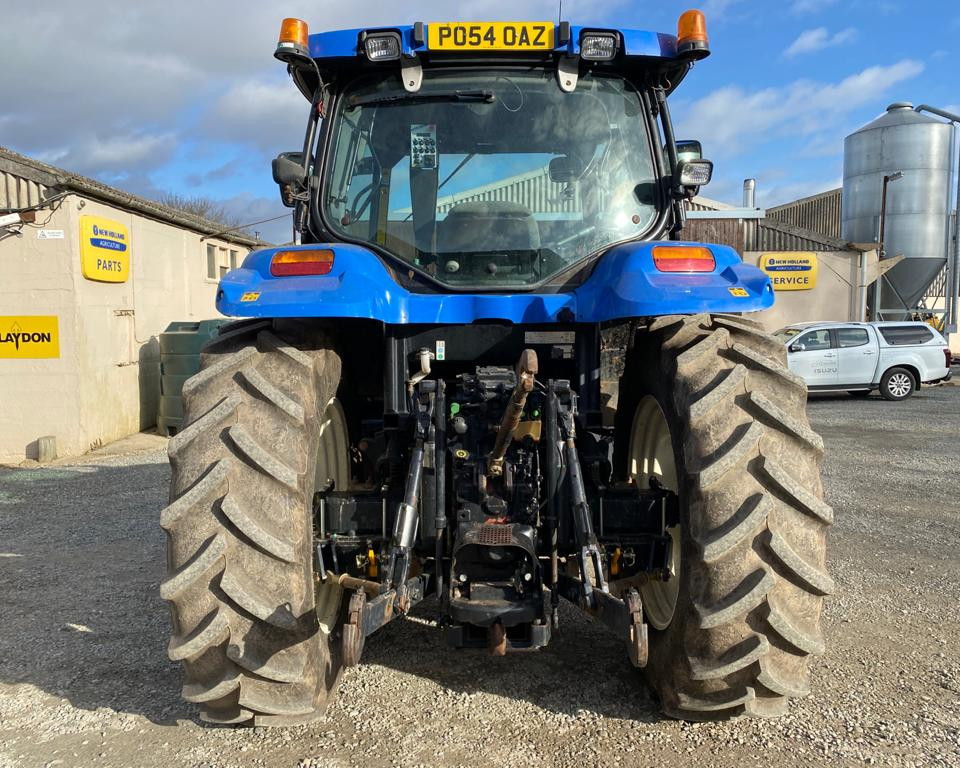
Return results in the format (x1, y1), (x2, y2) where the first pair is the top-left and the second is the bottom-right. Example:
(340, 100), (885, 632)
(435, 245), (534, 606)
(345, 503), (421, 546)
(653, 245), (716, 272)
(945, 348), (953, 369)
(270, 249), (335, 276)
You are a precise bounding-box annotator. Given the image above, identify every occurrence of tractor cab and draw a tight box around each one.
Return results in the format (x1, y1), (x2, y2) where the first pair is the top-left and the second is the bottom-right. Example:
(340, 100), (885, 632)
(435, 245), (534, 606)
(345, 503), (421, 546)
(272, 17), (714, 291)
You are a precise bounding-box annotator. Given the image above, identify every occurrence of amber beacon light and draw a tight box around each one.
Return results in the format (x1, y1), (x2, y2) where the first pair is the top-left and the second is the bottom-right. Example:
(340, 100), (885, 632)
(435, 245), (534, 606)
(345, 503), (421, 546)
(677, 10), (709, 60)
(277, 18), (309, 54)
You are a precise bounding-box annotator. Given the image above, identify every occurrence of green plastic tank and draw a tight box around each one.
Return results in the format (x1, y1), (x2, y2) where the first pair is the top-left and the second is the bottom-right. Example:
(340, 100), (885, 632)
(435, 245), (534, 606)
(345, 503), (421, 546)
(157, 319), (228, 436)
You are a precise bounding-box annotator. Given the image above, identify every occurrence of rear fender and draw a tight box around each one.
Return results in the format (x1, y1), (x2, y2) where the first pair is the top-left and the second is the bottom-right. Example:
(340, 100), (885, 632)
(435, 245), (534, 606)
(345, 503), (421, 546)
(216, 242), (773, 323)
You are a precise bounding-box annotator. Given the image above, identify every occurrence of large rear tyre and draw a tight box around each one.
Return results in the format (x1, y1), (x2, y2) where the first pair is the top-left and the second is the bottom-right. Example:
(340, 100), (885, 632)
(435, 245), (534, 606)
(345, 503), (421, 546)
(616, 314), (833, 720)
(161, 319), (348, 726)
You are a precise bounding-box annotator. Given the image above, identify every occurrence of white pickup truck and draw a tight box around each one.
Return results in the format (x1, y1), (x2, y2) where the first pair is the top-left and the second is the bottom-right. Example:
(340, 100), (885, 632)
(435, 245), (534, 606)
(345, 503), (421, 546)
(775, 321), (952, 400)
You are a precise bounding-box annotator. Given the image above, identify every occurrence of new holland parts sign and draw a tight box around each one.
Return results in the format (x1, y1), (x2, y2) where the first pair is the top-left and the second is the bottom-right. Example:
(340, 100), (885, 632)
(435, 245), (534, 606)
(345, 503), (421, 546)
(80, 215), (130, 282)
(0, 316), (60, 359)
(760, 252), (818, 291)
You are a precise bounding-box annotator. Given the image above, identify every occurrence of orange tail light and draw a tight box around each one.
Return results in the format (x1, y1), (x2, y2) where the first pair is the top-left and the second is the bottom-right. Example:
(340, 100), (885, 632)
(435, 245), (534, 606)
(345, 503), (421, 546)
(270, 249), (334, 276)
(653, 246), (715, 272)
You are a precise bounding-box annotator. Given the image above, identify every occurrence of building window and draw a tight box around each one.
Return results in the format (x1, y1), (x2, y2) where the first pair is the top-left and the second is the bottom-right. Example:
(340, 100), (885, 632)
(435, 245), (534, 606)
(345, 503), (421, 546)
(229, 249), (239, 269)
(206, 244), (217, 279)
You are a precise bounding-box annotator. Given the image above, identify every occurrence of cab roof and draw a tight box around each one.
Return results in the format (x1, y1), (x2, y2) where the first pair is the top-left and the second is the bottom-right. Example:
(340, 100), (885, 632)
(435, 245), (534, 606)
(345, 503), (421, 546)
(308, 24), (680, 61)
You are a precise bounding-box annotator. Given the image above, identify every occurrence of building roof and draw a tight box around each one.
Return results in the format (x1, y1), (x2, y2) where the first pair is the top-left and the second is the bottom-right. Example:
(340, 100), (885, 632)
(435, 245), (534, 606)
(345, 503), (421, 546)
(0, 146), (263, 247)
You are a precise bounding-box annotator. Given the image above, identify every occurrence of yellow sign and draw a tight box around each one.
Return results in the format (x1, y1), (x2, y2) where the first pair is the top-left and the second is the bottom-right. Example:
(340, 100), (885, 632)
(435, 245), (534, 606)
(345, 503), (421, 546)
(80, 215), (130, 282)
(427, 22), (554, 51)
(728, 287), (749, 297)
(240, 292), (261, 302)
(760, 252), (818, 291)
(0, 316), (60, 359)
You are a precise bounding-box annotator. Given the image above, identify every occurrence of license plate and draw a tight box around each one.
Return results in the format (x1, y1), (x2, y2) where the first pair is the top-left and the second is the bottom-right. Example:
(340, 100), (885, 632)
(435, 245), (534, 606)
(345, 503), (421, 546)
(427, 22), (554, 51)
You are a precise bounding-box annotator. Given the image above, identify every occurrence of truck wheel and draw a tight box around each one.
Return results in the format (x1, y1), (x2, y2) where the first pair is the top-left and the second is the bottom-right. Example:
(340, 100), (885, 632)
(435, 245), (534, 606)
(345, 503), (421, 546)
(161, 319), (348, 726)
(617, 314), (832, 720)
(879, 367), (915, 401)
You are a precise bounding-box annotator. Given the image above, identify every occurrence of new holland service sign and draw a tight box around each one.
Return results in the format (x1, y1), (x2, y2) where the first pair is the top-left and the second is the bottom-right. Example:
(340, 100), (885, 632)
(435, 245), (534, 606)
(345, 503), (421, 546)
(760, 252), (818, 291)
(0, 316), (60, 359)
(80, 215), (130, 282)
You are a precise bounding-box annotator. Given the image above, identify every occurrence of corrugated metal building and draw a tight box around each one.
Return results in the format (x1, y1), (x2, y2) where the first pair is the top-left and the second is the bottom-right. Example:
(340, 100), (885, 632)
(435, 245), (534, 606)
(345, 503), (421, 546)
(435, 167), (581, 215)
(766, 188), (843, 240)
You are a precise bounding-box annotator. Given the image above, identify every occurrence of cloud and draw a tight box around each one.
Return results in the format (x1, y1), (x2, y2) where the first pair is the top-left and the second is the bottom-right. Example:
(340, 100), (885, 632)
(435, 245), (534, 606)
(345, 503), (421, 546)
(34, 133), (178, 177)
(784, 27), (857, 58)
(791, 0), (839, 14)
(0, 0), (637, 205)
(674, 59), (925, 157)
(204, 78), (306, 151)
(697, 0), (747, 18)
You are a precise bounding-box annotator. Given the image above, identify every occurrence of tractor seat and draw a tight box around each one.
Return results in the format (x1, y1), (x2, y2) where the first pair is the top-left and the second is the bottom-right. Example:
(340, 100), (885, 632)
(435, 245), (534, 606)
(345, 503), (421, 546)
(437, 201), (540, 254)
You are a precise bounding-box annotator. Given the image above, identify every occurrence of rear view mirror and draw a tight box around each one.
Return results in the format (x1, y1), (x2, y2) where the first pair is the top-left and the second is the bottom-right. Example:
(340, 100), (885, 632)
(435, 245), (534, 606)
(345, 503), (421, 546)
(790, 343), (806, 353)
(272, 151), (306, 208)
(675, 140), (702, 163)
(549, 155), (584, 183)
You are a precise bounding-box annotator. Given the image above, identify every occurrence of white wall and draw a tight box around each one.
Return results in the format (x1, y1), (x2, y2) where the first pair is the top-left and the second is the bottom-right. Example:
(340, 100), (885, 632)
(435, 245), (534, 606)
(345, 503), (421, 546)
(742, 250), (864, 332)
(0, 189), (250, 463)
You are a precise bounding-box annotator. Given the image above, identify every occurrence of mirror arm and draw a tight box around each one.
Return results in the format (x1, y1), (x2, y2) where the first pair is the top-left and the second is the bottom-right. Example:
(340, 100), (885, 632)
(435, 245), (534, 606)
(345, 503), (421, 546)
(654, 86), (686, 238)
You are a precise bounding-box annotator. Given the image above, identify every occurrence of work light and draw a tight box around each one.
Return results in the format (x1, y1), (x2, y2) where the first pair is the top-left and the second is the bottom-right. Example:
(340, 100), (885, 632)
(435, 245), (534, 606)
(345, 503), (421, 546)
(580, 32), (619, 61)
(363, 31), (402, 61)
(677, 160), (713, 187)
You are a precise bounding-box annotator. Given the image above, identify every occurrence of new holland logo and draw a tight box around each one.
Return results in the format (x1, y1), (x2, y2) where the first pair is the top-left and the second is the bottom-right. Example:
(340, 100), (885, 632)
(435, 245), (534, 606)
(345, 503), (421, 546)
(0, 316), (60, 359)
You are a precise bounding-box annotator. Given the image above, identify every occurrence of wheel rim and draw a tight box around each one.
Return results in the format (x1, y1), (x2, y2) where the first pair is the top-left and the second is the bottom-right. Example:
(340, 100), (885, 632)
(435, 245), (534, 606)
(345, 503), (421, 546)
(888, 373), (911, 398)
(627, 395), (681, 630)
(315, 397), (350, 494)
(314, 396), (351, 636)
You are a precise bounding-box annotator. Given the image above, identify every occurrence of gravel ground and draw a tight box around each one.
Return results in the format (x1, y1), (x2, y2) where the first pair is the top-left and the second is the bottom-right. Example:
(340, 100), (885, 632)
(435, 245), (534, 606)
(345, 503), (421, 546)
(2, 385), (959, 768)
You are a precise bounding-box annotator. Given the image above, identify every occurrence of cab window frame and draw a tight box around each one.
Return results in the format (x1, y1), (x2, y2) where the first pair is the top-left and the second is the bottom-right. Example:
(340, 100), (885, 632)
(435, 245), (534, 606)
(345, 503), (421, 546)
(313, 66), (666, 294)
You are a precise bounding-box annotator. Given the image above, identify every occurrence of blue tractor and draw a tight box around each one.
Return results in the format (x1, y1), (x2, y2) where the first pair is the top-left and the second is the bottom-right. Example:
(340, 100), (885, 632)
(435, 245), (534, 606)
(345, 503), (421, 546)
(161, 12), (832, 725)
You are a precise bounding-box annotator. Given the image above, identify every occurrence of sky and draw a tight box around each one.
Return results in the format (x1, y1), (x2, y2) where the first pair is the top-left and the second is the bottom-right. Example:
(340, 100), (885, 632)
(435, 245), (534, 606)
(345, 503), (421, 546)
(1, 0), (957, 244)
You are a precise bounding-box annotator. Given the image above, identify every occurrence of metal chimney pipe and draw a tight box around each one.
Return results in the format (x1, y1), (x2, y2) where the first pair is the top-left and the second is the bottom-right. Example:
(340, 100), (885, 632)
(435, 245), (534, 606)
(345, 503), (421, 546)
(743, 178), (756, 209)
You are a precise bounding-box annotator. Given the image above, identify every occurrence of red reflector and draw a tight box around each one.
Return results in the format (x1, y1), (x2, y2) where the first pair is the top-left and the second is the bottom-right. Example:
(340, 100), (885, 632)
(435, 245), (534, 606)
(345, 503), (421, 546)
(270, 249), (335, 276)
(653, 246), (715, 272)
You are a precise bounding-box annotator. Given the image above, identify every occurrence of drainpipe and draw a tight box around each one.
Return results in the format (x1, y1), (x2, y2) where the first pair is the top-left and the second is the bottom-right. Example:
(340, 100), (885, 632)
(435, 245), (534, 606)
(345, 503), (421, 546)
(859, 247), (871, 322)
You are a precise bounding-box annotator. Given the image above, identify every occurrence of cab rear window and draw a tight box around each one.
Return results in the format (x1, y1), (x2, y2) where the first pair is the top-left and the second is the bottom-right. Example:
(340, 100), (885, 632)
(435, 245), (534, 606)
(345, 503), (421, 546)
(878, 325), (934, 345)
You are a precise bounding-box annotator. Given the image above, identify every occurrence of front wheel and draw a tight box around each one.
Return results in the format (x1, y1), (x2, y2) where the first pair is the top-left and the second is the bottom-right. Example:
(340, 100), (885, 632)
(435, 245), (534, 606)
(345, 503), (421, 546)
(879, 367), (915, 401)
(616, 314), (833, 720)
